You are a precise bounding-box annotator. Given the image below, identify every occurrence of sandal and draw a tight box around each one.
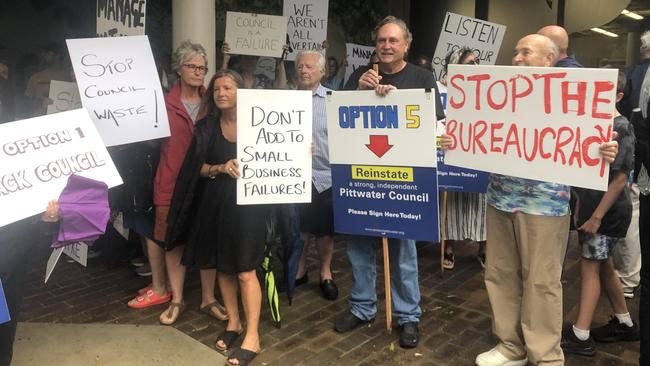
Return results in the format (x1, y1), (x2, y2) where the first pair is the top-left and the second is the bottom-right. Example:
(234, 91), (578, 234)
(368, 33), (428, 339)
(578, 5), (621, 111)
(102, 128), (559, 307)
(227, 347), (259, 366)
(215, 329), (243, 352)
(159, 301), (185, 325)
(127, 289), (171, 309)
(442, 252), (455, 270)
(200, 301), (228, 321)
(137, 283), (152, 295)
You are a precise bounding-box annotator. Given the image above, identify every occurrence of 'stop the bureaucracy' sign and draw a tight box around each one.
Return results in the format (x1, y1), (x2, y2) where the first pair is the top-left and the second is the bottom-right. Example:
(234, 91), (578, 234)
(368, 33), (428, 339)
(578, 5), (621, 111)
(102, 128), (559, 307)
(0, 109), (122, 228)
(66, 35), (170, 147)
(444, 65), (617, 191)
(327, 89), (437, 168)
(225, 12), (288, 58)
(432, 12), (506, 81)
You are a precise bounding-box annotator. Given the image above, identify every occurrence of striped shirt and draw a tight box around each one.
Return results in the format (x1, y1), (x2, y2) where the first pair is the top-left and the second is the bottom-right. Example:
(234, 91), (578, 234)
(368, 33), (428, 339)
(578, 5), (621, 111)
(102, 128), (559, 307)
(312, 84), (332, 192)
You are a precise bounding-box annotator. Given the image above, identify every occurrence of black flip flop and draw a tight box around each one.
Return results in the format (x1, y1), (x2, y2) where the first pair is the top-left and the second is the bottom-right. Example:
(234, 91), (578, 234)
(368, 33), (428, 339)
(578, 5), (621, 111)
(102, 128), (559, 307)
(227, 348), (258, 366)
(215, 329), (242, 352)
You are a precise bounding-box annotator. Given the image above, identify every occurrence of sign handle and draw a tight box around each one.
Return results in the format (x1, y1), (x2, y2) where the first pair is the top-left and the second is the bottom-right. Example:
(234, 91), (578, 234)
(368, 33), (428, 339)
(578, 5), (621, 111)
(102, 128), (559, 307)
(382, 236), (392, 332)
(439, 191), (448, 278)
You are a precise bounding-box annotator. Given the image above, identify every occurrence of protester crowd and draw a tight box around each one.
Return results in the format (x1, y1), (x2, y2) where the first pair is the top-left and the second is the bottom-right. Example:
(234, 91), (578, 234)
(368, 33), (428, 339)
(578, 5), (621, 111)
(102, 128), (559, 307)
(0, 12), (649, 366)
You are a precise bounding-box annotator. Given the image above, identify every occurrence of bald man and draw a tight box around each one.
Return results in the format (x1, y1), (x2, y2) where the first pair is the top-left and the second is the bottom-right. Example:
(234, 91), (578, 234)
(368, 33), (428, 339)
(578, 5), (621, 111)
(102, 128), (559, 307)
(537, 25), (583, 68)
(473, 34), (618, 366)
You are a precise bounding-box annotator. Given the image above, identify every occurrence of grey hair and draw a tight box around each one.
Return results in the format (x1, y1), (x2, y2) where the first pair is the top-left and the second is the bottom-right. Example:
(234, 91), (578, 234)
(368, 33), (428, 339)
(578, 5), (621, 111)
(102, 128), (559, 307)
(171, 40), (208, 72)
(641, 30), (650, 53)
(296, 50), (326, 72)
(372, 16), (413, 46)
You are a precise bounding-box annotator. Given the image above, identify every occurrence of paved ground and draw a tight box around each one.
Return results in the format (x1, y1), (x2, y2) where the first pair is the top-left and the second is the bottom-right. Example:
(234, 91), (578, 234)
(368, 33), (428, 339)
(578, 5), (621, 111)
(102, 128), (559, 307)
(17, 234), (640, 365)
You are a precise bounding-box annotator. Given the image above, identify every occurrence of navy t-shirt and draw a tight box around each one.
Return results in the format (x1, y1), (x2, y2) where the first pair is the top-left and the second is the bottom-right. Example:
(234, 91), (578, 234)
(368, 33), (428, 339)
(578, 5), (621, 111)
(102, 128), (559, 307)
(575, 115), (635, 238)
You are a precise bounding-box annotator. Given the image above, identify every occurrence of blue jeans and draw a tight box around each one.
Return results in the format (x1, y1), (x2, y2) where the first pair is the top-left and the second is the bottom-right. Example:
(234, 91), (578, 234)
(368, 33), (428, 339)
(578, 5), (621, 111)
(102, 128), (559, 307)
(345, 235), (421, 325)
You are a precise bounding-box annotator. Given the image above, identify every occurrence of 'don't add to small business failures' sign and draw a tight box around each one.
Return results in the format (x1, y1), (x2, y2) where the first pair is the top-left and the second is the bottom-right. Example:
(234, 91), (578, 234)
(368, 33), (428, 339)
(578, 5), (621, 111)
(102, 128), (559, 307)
(326, 89), (440, 241)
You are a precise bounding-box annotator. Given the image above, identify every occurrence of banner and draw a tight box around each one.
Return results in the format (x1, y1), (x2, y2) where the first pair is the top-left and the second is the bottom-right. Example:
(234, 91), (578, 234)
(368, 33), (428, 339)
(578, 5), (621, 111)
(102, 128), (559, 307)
(225, 12), (288, 58)
(283, 0), (329, 61)
(66, 35), (169, 146)
(432, 12), (506, 81)
(327, 89), (439, 241)
(0, 109), (122, 228)
(344, 43), (375, 84)
(96, 0), (146, 37)
(47, 80), (82, 115)
(236, 89), (312, 204)
(444, 65), (617, 191)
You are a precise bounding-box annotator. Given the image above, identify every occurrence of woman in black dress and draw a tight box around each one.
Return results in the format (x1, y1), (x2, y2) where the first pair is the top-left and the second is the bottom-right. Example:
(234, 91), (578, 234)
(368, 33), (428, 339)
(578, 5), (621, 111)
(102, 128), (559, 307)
(167, 69), (266, 366)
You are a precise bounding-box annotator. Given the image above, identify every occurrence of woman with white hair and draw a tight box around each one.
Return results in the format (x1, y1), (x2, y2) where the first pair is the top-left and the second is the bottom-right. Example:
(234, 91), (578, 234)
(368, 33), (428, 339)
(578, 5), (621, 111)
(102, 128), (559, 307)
(127, 40), (228, 326)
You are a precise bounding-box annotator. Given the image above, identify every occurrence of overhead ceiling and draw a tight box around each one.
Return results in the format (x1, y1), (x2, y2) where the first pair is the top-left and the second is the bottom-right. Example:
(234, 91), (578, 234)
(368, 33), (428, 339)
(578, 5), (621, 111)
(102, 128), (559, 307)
(585, 0), (650, 36)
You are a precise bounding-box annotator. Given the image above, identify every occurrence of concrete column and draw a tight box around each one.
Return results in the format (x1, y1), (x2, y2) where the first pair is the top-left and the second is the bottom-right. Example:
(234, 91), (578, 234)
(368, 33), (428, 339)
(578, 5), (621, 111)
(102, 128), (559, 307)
(627, 32), (640, 67)
(172, 0), (216, 83)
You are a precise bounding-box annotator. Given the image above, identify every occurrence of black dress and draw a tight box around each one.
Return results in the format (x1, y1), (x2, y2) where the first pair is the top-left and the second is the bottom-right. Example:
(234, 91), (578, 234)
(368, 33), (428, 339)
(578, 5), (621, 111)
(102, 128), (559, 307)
(181, 120), (269, 273)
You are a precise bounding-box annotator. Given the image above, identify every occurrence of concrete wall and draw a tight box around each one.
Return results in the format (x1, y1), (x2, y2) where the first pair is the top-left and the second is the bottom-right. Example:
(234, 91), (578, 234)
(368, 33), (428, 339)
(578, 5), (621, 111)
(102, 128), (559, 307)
(569, 34), (628, 68)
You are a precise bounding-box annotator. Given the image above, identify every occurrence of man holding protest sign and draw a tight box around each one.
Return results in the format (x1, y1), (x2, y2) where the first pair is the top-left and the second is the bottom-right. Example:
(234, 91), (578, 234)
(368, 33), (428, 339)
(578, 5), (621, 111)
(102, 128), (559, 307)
(293, 50), (338, 300)
(334, 16), (444, 348)
(461, 34), (619, 366)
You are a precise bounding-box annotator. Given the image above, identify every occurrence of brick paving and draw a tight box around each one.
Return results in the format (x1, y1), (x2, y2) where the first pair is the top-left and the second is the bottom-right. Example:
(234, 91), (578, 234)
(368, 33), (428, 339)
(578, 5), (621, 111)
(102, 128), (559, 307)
(18, 235), (640, 365)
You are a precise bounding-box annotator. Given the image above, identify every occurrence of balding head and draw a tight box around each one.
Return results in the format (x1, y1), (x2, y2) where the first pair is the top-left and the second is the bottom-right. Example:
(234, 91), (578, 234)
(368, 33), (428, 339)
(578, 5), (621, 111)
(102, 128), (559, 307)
(537, 25), (569, 56)
(512, 34), (559, 67)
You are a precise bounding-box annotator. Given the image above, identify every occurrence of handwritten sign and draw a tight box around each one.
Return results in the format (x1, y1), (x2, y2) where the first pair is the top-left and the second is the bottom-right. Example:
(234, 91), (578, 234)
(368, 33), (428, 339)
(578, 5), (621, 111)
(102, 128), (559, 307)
(432, 13), (506, 81)
(344, 43), (375, 84)
(0, 109), (122, 228)
(444, 65), (617, 191)
(283, 0), (329, 61)
(237, 89), (312, 204)
(47, 80), (82, 115)
(96, 0), (146, 37)
(63, 242), (89, 267)
(327, 90), (439, 241)
(225, 12), (288, 58)
(66, 35), (169, 146)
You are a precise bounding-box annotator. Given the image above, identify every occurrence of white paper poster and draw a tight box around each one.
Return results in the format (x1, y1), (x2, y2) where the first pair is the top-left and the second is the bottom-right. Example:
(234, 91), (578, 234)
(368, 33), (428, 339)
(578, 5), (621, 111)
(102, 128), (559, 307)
(0, 109), (122, 228)
(96, 0), (146, 37)
(444, 65), (617, 191)
(283, 0), (329, 61)
(431, 12), (506, 81)
(66, 35), (169, 146)
(344, 43), (375, 84)
(47, 80), (82, 115)
(225, 12), (288, 58)
(237, 89), (312, 204)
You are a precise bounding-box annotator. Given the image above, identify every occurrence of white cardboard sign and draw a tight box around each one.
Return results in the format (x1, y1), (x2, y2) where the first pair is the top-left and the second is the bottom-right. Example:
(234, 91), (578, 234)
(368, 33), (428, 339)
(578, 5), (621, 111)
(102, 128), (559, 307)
(63, 242), (89, 267)
(96, 0), (146, 37)
(225, 12), (288, 58)
(237, 89), (312, 204)
(327, 89), (437, 167)
(344, 43), (375, 85)
(432, 12), (506, 81)
(66, 35), (169, 147)
(283, 0), (329, 61)
(0, 109), (122, 228)
(47, 80), (82, 115)
(444, 65), (617, 191)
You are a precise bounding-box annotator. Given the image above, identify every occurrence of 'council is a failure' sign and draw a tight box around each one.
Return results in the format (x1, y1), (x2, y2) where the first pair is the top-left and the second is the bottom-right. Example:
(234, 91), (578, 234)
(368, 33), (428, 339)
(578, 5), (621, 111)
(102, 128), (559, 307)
(444, 65), (617, 191)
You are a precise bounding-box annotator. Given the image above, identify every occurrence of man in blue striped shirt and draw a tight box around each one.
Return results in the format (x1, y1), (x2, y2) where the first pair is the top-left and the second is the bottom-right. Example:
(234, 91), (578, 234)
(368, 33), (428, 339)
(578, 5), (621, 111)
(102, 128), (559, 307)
(293, 50), (338, 301)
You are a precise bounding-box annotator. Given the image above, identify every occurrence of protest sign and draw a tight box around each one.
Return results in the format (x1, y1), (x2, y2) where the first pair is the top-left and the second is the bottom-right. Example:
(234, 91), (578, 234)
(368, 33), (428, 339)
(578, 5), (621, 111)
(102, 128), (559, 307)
(283, 0), (328, 61)
(0, 109), (122, 228)
(327, 89), (439, 241)
(435, 84), (489, 192)
(225, 12), (288, 58)
(344, 43), (375, 84)
(96, 0), (146, 37)
(66, 35), (169, 146)
(237, 89), (312, 204)
(47, 80), (82, 115)
(45, 247), (64, 283)
(63, 242), (89, 267)
(0, 280), (9, 324)
(432, 12), (506, 81)
(444, 65), (617, 191)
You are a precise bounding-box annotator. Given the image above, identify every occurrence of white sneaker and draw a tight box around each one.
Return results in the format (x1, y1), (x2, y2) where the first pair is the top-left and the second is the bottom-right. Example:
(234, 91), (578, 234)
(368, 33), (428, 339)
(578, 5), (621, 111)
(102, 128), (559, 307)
(475, 347), (528, 366)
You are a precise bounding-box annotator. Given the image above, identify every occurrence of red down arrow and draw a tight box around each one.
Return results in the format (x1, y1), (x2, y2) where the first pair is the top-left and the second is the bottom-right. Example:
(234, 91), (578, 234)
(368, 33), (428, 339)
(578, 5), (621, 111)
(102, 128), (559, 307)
(365, 135), (393, 158)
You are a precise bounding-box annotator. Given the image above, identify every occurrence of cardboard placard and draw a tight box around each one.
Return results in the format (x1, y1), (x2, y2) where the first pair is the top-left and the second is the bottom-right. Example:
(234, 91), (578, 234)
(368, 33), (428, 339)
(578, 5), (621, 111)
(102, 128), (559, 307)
(283, 0), (329, 61)
(96, 0), (146, 37)
(225, 12), (288, 58)
(47, 80), (82, 115)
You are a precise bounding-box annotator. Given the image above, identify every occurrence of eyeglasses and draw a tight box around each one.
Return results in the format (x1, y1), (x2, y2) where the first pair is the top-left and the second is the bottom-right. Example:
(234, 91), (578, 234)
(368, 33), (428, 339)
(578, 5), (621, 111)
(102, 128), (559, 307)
(183, 64), (208, 74)
(465, 59), (480, 65)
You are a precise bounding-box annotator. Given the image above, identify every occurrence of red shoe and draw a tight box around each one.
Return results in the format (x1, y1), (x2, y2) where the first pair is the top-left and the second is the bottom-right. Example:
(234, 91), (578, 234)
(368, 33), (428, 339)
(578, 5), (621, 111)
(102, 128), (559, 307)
(137, 283), (153, 295)
(128, 289), (171, 309)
